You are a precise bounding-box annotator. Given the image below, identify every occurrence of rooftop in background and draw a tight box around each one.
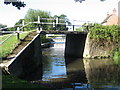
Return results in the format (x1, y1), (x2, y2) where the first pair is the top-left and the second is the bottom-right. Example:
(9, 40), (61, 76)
(102, 8), (120, 26)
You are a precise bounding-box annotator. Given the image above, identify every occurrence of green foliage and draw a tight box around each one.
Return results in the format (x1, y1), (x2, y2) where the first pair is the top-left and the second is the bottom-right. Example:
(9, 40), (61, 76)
(14, 9), (52, 31)
(4, 0), (26, 10)
(76, 23), (94, 31)
(24, 9), (51, 21)
(113, 48), (120, 61)
(24, 9), (52, 31)
(76, 27), (83, 31)
(0, 24), (7, 29)
(8, 27), (17, 31)
(89, 24), (120, 43)
(0, 31), (52, 58)
(89, 24), (120, 58)
(54, 14), (70, 30)
(15, 9), (70, 31)
(40, 34), (52, 43)
(2, 75), (50, 89)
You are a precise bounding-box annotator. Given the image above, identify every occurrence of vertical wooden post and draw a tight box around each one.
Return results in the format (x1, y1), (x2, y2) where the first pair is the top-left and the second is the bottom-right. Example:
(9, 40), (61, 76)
(53, 22), (55, 28)
(73, 25), (75, 31)
(22, 20), (24, 31)
(37, 16), (41, 31)
(17, 27), (20, 40)
(73, 20), (75, 31)
(54, 18), (56, 30)
(56, 17), (58, 25)
(38, 24), (41, 30)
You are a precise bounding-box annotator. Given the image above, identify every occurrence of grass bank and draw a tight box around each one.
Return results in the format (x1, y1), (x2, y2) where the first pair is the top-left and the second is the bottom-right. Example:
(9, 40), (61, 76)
(1, 30), (52, 89)
(2, 75), (51, 89)
(0, 32), (30, 59)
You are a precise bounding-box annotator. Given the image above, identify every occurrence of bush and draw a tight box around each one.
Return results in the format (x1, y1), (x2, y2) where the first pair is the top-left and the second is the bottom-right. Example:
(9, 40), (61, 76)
(113, 48), (120, 60)
(89, 24), (120, 43)
(88, 24), (120, 58)
(40, 34), (52, 43)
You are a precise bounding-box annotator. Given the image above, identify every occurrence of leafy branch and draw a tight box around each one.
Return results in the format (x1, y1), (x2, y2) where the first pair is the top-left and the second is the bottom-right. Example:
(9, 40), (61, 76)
(4, 0), (26, 10)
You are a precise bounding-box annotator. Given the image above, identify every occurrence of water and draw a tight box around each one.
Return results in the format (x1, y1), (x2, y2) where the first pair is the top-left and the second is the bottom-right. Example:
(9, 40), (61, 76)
(33, 35), (120, 89)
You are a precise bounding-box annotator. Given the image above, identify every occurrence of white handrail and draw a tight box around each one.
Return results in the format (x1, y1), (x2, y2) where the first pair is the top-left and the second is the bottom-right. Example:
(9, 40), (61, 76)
(0, 32), (16, 45)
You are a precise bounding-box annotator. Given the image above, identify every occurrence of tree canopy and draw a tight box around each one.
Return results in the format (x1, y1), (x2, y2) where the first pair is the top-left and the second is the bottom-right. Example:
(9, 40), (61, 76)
(15, 9), (70, 31)
(4, 0), (26, 10)
(0, 24), (7, 29)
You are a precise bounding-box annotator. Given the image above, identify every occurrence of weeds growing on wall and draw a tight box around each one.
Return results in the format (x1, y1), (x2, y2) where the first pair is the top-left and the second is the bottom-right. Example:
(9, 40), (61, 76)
(89, 24), (120, 57)
(113, 48), (120, 60)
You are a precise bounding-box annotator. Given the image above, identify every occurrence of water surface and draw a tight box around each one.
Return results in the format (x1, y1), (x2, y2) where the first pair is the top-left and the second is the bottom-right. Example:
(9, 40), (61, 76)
(35, 35), (120, 89)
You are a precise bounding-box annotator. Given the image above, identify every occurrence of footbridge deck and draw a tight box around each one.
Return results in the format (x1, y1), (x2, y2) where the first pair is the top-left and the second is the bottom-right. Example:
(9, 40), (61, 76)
(40, 30), (88, 34)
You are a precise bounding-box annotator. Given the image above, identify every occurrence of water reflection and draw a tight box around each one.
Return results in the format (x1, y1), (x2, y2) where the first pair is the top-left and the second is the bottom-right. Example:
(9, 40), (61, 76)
(65, 57), (87, 84)
(32, 36), (120, 89)
(42, 49), (88, 88)
(42, 54), (120, 89)
(83, 59), (120, 89)
(42, 48), (67, 81)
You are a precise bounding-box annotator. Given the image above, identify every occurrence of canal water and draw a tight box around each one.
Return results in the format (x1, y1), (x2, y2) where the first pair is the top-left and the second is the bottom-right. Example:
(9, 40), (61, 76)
(32, 35), (120, 89)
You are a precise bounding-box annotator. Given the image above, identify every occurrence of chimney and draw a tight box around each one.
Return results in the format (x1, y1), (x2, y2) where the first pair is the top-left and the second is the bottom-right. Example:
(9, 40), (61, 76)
(113, 8), (117, 15)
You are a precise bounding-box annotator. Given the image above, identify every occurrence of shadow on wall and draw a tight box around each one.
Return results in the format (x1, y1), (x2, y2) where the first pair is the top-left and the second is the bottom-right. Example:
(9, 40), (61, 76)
(8, 34), (43, 80)
(65, 33), (87, 58)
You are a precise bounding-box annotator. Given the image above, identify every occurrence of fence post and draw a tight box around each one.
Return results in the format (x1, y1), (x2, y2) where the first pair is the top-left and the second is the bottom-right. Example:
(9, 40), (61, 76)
(38, 24), (41, 30)
(73, 25), (74, 31)
(22, 20), (25, 31)
(17, 27), (20, 40)
(37, 16), (41, 31)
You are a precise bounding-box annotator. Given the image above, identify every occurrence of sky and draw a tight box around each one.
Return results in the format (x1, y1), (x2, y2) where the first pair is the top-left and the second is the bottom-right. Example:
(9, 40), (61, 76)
(0, 0), (119, 27)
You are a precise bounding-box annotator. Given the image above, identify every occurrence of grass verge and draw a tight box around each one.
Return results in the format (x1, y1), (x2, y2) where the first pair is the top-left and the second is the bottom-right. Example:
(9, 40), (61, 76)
(0, 30), (52, 89)
(2, 75), (51, 89)
(0, 31), (31, 59)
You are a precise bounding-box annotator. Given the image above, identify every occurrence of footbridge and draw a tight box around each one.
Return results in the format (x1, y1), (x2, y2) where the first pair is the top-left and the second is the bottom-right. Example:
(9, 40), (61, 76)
(40, 30), (88, 58)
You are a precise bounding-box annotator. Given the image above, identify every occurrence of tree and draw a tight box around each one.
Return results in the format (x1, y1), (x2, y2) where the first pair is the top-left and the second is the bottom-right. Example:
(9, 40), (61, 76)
(24, 9), (51, 21)
(54, 14), (71, 30)
(0, 24), (7, 29)
(4, 0), (26, 10)
(15, 9), (52, 31)
(15, 9), (71, 31)
(24, 9), (52, 30)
